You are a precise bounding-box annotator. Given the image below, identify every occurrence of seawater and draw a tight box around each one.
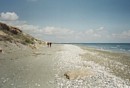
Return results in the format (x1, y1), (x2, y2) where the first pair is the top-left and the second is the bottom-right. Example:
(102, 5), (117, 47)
(74, 43), (130, 53)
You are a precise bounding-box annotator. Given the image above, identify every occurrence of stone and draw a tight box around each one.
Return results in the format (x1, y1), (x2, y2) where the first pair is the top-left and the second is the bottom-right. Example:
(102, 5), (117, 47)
(0, 22), (22, 35)
(10, 26), (22, 34)
(0, 22), (10, 31)
(64, 69), (94, 80)
(0, 47), (2, 53)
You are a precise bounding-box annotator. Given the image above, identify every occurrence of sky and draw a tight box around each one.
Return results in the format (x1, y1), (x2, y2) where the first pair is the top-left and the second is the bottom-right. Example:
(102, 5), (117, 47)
(0, 0), (130, 43)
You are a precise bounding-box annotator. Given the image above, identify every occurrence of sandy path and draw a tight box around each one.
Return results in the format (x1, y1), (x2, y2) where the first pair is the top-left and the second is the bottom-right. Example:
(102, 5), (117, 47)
(0, 44), (61, 88)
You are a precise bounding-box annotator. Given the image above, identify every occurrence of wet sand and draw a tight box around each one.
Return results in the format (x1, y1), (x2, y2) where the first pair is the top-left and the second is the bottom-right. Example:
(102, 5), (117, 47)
(0, 43), (130, 88)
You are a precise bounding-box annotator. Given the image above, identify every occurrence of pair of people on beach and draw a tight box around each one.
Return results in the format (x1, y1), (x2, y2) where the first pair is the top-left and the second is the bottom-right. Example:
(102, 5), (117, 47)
(47, 42), (52, 47)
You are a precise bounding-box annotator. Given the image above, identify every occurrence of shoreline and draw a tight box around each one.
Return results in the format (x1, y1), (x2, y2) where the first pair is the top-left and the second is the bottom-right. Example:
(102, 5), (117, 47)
(53, 44), (130, 88)
(53, 45), (130, 88)
(72, 43), (130, 55)
(78, 45), (130, 80)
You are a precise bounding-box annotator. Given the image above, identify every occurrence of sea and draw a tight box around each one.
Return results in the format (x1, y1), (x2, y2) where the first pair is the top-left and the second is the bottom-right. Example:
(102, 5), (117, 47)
(73, 43), (130, 53)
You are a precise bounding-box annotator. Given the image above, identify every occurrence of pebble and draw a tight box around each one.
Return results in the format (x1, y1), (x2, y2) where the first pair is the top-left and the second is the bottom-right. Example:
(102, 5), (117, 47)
(52, 45), (130, 88)
(35, 83), (40, 87)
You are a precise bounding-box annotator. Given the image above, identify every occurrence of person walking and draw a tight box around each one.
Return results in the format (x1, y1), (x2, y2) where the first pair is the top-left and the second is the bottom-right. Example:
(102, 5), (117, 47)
(47, 42), (49, 47)
(47, 42), (52, 47)
(50, 42), (52, 47)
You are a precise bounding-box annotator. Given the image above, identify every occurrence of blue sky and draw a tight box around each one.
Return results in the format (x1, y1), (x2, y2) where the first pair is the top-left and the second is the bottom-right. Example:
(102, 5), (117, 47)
(0, 0), (130, 43)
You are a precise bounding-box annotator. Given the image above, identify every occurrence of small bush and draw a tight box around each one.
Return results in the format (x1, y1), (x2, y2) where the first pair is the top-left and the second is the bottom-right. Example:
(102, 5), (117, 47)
(25, 38), (34, 44)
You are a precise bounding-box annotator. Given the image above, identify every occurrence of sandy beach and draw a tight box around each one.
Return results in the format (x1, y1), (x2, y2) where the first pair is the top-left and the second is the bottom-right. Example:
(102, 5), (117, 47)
(0, 43), (130, 88)
(1, 0), (130, 87)
(0, 42), (61, 88)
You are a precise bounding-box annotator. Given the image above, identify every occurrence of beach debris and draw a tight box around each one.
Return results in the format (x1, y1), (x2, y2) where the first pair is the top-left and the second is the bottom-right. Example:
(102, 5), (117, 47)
(33, 52), (45, 56)
(2, 78), (9, 83)
(35, 83), (41, 87)
(64, 69), (94, 80)
(10, 83), (14, 86)
(0, 47), (3, 53)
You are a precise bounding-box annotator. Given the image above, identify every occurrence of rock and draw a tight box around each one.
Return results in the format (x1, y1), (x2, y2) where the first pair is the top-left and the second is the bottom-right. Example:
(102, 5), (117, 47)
(10, 26), (22, 34)
(0, 22), (22, 35)
(64, 69), (94, 80)
(0, 22), (10, 31)
(0, 47), (3, 53)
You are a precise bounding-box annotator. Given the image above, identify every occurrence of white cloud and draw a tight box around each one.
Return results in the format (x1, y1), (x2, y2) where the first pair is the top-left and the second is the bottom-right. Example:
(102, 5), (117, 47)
(16, 25), (77, 42)
(18, 24), (40, 31)
(0, 11), (130, 43)
(98, 27), (104, 30)
(43, 26), (74, 36)
(14, 25), (111, 42)
(122, 30), (130, 37)
(0, 12), (19, 21)
(1, 14), (130, 43)
(85, 27), (105, 35)
(85, 27), (108, 39)
(43, 26), (59, 35)
(112, 30), (130, 39)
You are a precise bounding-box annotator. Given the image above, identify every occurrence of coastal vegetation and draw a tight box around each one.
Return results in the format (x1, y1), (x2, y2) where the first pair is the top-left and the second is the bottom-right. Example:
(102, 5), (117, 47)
(0, 22), (45, 46)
